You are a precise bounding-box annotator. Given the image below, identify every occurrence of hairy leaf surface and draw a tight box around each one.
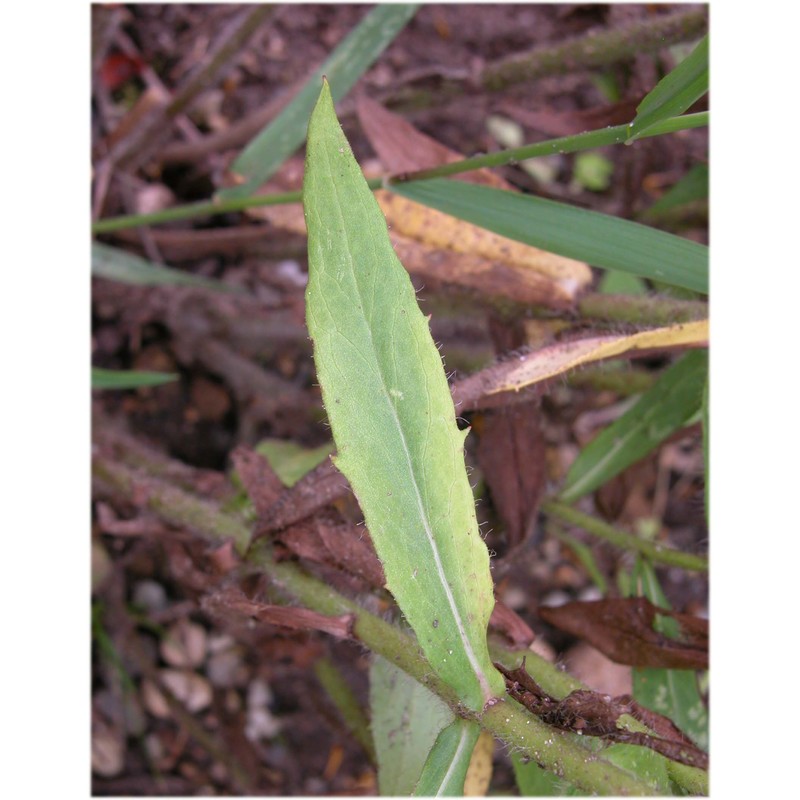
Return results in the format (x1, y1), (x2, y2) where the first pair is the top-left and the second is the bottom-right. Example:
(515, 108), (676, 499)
(303, 80), (504, 711)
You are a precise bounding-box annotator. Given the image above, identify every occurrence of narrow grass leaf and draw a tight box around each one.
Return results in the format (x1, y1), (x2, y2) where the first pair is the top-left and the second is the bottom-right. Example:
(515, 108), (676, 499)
(413, 719), (481, 797)
(369, 655), (454, 796)
(304, 80), (505, 711)
(390, 179), (708, 294)
(219, 4), (419, 201)
(627, 35), (709, 141)
(560, 350), (708, 503)
(92, 242), (233, 290)
(92, 367), (178, 389)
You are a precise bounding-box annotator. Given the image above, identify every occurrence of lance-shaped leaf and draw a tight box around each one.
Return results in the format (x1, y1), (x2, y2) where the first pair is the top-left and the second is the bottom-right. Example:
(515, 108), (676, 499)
(304, 80), (505, 711)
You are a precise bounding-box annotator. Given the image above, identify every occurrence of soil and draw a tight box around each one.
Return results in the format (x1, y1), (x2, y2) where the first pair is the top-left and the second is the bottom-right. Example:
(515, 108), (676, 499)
(91, 4), (709, 795)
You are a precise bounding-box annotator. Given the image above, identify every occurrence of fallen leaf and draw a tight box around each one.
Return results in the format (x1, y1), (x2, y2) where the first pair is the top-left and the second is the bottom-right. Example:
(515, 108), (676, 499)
(203, 588), (355, 640)
(476, 403), (546, 550)
(231, 445), (285, 517)
(537, 597), (707, 669)
(489, 600), (536, 648)
(356, 94), (506, 188)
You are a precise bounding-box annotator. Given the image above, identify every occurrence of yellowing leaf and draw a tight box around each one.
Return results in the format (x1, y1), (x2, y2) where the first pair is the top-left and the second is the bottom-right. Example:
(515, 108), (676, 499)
(453, 319), (707, 408)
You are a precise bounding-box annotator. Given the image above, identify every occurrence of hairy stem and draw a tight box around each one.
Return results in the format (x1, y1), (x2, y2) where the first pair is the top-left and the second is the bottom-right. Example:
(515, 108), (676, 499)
(482, 8), (707, 91)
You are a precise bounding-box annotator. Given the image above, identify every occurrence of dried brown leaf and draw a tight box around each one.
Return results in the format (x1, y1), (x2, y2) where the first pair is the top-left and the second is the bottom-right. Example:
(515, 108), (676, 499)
(204, 588), (355, 640)
(476, 403), (545, 549)
(537, 597), (707, 669)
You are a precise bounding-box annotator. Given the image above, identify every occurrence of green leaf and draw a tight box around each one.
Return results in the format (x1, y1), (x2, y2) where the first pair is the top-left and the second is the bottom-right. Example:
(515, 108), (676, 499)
(627, 35), (709, 141)
(413, 719), (481, 797)
(369, 655), (454, 795)
(92, 242), (233, 290)
(255, 439), (335, 487)
(218, 4), (419, 201)
(304, 80), (504, 712)
(560, 350), (708, 503)
(92, 367), (178, 389)
(601, 743), (672, 794)
(389, 179), (708, 294)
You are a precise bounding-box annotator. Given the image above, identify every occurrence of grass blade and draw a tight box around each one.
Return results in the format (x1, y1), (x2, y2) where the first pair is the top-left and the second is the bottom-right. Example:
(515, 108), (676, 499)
(628, 34), (708, 141)
(304, 80), (504, 711)
(91, 367), (178, 390)
(92, 242), (234, 290)
(218, 4), (419, 201)
(389, 179), (708, 294)
(560, 350), (708, 503)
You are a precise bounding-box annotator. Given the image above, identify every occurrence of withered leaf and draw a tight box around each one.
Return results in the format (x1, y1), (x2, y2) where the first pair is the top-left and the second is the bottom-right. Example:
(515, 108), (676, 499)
(476, 403), (545, 550)
(494, 659), (708, 771)
(489, 600), (536, 648)
(356, 94), (506, 188)
(231, 445), (284, 517)
(538, 597), (707, 670)
(203, 588), (355, 640)
(255, 458), (350, 536)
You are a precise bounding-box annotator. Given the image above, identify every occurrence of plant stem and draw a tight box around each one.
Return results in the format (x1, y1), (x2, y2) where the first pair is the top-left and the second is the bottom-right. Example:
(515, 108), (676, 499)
(481, 8), (708, 91)
(576, 292), (707, 326)
(387, 113), (707, 184)
(313, 656), (377, 763)
(248, 544), (660, 796)
(93, 448), (706, 793)
(92, 451), (252, 554)
(542, 499), (708, 572)
(91, 112), (705, 234)
(92, 188), (303, 234)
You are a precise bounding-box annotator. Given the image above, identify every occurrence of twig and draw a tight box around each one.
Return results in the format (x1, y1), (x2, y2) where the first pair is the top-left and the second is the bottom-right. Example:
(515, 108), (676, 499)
(481, 8), (708, 91)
